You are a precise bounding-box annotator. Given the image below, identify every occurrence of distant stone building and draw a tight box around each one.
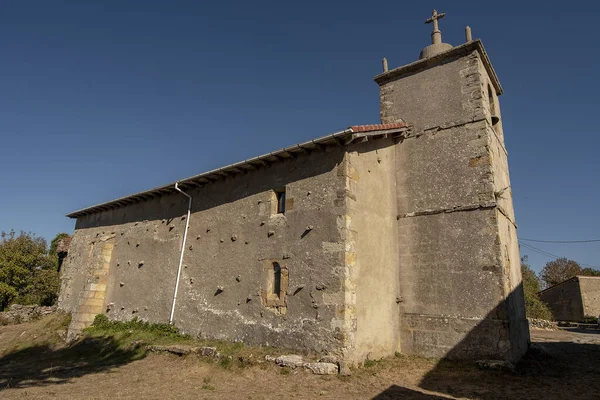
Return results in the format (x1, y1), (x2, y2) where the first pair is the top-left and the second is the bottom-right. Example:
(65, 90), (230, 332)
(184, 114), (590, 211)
(539, 276), (600, 322)
(59, 11), (530, 364)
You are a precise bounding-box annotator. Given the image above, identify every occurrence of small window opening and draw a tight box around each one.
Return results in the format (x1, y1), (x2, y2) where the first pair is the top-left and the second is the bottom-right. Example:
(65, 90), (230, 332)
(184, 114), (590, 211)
(488, 84), (500, 126)
(272, 262), (281, 298)
(275, 187), (286, 214)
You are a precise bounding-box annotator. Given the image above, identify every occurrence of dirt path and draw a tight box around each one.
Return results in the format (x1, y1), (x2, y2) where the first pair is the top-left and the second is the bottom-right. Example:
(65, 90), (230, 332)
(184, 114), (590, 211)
(0, 354), (455, 399)
(1, 320), (599, 399)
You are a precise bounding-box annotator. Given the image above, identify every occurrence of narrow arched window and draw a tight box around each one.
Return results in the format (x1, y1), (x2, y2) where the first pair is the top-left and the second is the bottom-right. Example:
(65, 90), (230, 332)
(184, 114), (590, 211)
(273, 262), (281, 298)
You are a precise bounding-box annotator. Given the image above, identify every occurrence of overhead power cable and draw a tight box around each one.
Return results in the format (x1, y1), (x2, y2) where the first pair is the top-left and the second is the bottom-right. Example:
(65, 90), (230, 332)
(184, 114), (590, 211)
(518, 240), (599, 269)
(519, 238), (600, 244)
(519, 241), (563, 259)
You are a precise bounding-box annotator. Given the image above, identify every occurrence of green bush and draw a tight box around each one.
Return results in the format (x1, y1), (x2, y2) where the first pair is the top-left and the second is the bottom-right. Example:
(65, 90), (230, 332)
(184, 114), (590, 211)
(522, 260), (553, 320)
(524, 292), (554, 321)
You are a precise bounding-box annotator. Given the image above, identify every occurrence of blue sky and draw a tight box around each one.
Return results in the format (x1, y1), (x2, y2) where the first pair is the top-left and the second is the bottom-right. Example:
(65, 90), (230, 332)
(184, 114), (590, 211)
(0, 1), (598, 272)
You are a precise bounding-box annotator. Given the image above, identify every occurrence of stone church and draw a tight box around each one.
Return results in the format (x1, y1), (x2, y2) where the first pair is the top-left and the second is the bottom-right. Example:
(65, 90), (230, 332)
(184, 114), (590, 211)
(59, 11), (530, 365)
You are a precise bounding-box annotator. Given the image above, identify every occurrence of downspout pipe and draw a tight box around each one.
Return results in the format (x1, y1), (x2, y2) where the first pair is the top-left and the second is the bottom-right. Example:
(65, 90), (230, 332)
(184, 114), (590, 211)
(170, 182), (192, 325)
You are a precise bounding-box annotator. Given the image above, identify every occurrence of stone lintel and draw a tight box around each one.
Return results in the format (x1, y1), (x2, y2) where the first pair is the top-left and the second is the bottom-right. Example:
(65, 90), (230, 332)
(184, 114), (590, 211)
(374, 39), (503, 95)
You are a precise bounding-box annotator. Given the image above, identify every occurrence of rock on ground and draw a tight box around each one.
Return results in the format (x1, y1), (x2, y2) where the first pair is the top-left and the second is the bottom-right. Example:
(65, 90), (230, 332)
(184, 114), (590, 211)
(271, 354), (305, 368)
(303, 362), (338, 375)
(528, 318), (558, 331)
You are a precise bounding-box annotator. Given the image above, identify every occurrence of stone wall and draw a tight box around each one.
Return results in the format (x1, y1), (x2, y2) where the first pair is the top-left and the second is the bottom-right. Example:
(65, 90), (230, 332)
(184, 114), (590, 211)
(345, 139), (401, 363)
(0, 304), (57, 325)
(60, 146), (356, 356)
(540, 276), (600, 322)
(379, 50), (486, 131)
(528, 318), (558, 330)
(539, 278), (584, 321)
(579, 277), (600, 318)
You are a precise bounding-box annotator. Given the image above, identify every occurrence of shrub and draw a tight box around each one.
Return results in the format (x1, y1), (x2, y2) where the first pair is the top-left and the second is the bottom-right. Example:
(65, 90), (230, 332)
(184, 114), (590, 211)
(522, 260), (553, 320)
(87, 314), (183, 338)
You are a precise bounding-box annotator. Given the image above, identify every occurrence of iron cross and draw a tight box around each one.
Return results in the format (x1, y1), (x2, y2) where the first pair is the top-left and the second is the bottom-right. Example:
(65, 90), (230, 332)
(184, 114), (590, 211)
(425, 9), (445, 31)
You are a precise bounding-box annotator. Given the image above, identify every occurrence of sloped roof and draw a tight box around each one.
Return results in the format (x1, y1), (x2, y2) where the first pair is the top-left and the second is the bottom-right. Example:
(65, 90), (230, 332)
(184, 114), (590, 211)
(539, 276), (579, 294)
(539, 275), (600, 294)
(67, 123), (409, 218)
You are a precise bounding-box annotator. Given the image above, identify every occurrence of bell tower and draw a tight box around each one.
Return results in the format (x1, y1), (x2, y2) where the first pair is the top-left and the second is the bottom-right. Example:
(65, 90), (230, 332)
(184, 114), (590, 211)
(376, 11), (529, 362)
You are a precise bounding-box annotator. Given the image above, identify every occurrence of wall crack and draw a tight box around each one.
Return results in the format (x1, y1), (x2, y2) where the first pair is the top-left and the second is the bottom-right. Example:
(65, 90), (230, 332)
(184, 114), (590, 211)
(397, 202), (497, 219)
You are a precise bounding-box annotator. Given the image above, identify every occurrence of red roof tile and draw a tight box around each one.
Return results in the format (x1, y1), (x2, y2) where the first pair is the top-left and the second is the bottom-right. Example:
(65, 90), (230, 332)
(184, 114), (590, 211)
(349, 123), (408, 133)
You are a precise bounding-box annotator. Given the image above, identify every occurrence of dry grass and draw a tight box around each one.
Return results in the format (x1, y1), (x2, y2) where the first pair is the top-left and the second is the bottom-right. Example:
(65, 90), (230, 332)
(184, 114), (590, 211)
(0, 312), (71, 357)
(1, 316), (600, 399)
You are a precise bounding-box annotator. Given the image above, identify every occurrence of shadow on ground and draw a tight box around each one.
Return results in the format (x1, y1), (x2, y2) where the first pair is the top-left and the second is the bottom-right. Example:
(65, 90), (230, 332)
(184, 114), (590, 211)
(417, 338), (600, 399)
(373, 385), (448, 399)
(0, 337), (145, 391)
(560, 326), (600, 335)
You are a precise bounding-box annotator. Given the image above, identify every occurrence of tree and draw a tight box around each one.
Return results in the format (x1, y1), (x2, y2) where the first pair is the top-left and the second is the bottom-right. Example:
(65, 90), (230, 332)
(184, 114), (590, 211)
(521, 256), (553, 320)
(0, 282), (17, 311)
(580, 267), (600, 277)
(0, 230), (60, 310)
(17, 269), (60, 306)
(538, 257), (600, 288)
(539, 257), (583, 288)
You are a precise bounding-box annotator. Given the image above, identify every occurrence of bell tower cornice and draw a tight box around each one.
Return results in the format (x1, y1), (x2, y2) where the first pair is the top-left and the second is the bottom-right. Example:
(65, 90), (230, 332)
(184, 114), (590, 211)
(375, 39), (503, 96)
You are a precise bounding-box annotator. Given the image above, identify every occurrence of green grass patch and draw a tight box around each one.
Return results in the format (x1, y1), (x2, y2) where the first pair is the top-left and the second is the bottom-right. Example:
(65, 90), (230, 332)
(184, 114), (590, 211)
(219, 356), (233, 369)
(84, 315), (197, 348)
(83, 314), (289, 370)
(86, 314), (185, 339)
(202, 377), (215, 390)
(280, 367), (291, 375)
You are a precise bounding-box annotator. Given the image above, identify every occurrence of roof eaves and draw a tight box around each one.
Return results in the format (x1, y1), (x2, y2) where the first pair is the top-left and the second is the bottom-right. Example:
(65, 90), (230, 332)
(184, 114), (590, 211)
(539, 276), (579, 294)
(66, 124), (410, 219)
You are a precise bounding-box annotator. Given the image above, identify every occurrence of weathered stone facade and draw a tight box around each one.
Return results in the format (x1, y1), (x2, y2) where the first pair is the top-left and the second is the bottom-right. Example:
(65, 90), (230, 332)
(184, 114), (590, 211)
(539, 276), (600, 322)
(60, 33), (529, 364)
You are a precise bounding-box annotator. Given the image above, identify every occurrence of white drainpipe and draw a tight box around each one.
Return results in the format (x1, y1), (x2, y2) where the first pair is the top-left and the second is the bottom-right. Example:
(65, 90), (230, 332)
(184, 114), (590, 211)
(170, 182), (192, 325)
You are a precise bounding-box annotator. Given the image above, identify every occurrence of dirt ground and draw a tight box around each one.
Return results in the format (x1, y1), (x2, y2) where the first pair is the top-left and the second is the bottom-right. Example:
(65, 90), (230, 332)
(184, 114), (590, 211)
(1, 317), (599, 399)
